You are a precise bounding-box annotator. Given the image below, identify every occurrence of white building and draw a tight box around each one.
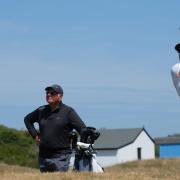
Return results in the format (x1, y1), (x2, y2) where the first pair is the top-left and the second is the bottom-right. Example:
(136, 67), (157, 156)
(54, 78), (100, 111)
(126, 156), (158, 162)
(93, 128), (155, 167)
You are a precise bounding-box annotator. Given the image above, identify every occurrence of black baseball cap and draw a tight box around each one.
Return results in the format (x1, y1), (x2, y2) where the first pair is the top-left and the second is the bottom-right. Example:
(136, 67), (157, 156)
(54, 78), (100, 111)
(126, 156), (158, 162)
(45, 84), (63, 94)
(175, 43), (180, 53)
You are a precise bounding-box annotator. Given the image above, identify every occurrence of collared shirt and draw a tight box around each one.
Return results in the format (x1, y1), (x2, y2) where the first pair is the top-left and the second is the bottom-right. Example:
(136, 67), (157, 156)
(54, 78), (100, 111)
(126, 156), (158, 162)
(24, 101), (86, 156)
(171, 63), (180, 97)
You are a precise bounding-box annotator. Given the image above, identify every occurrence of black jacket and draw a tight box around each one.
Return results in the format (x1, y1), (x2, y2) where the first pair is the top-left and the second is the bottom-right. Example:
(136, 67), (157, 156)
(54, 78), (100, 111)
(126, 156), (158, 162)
(24, 101), (86, 156)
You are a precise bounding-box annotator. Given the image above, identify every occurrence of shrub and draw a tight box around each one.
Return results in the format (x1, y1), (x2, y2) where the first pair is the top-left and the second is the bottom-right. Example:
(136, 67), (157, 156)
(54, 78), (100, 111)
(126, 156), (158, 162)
(0, 125), (38, 168)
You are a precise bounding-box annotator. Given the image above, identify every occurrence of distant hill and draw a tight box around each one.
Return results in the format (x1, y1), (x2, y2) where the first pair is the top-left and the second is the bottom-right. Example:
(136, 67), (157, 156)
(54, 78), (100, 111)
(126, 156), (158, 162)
(0, 124), (38, 168)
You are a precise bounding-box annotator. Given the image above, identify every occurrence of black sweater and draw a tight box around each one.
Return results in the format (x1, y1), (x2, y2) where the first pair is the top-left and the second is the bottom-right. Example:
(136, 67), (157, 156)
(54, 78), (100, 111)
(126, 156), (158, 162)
(24, 101), (86, 156)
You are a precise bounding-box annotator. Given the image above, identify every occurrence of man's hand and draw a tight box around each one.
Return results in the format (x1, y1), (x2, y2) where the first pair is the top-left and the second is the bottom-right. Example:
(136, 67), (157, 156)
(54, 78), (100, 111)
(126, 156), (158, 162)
(177, 71), (180, 77)
(35, 135), (40, 145)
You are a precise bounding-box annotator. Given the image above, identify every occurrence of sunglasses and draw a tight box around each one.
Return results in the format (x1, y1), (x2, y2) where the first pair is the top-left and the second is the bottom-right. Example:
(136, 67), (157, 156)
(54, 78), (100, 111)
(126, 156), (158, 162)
(46, 91), (59, 96)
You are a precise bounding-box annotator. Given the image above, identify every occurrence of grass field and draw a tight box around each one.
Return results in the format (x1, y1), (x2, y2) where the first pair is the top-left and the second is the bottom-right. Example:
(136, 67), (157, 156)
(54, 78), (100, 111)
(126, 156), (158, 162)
(1, 158), (180, 180)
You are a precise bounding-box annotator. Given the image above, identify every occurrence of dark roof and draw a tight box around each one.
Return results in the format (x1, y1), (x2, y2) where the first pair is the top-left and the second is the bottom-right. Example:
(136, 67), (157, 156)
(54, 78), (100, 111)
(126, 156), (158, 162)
(155, 136), (180, 145)
(94, 128), (154, 150)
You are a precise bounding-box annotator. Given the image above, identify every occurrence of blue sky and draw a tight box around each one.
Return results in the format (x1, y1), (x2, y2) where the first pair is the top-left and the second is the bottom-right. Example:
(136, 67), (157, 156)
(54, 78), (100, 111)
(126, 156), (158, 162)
(0, 1), (180, 137)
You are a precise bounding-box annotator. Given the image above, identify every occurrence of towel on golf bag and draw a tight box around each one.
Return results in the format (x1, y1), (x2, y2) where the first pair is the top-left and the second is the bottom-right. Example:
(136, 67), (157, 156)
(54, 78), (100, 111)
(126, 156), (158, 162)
(74, 153), (103, 172)
(171, 63), (180, 97)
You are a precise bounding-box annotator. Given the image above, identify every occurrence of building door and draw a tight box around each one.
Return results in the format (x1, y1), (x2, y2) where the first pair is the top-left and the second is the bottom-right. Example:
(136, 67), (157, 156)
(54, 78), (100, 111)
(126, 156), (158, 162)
(137, 147), (142, 160)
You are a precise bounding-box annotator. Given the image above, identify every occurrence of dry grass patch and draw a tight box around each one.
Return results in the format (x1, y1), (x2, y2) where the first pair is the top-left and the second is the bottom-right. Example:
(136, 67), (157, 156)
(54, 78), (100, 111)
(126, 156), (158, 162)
(107, 158), (180, 179)
(1, 158), (180, 180)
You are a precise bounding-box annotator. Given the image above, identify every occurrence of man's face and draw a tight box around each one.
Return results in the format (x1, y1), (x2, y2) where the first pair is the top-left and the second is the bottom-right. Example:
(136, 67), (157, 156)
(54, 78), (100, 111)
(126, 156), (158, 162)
(46, 90), (62, 105)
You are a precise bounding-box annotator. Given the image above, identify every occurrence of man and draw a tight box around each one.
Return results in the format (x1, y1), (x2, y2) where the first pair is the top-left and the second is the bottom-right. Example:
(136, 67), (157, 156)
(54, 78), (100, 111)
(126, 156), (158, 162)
(175, 44), (180, 76)
(24, 84), (86, 172)
(171, 43), (180, 96)
(175, 43), (180, 54)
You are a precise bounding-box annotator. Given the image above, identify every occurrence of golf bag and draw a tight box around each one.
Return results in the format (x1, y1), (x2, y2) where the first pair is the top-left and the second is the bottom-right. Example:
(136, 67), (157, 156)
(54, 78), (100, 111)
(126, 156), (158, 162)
(71, 127), (104, 172)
